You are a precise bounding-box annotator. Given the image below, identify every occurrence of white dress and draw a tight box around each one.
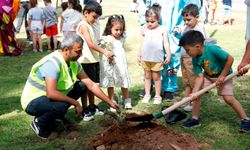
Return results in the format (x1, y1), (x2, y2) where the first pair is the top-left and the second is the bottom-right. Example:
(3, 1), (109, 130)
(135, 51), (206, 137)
(99, 35), (131, 88)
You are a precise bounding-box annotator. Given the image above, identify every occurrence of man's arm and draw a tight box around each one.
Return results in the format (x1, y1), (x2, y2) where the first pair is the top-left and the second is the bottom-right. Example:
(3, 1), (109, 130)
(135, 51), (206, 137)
(45, 77), (82, 116)
(78, 25), (113, 57)
(238, 40), (250, 75)
(77, 71), (119, 110)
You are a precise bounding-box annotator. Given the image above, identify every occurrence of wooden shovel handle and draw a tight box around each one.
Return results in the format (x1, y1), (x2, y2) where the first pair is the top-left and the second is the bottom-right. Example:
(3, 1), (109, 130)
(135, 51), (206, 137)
(161, 64), (250, 116)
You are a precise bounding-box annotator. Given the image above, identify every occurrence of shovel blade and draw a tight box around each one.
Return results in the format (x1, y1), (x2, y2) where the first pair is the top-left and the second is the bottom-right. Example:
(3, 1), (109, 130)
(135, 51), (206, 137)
(125, 114), (154, 122)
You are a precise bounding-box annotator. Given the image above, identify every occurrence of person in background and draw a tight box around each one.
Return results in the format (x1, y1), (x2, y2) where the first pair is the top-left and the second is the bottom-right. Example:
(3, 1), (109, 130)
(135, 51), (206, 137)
(43, 0), (58, 51)
(137, 3), (171, 105)
(27, 0), (45, 52)
(21, 33), (119, 139)
(179, 30), (250, 133)
(0, 0), (22, 56)
(173, 4), (207, 112)
(77, 1), (113, 121)
(16, 0), (31, 41)
(221, 0), (234, 25)
(100, 15), (132, 110)
(60, 0), (83, 38)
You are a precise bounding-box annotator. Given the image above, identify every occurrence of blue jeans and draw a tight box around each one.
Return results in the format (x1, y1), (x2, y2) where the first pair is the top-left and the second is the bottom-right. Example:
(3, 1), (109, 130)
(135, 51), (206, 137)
(16, 2), (30, 39)
(25, 81), (87, 127)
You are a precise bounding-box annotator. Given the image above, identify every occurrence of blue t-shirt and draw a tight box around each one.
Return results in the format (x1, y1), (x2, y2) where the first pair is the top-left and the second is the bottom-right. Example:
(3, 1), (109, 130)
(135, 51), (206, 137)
(27, 7), (45, 21)
(43, 5), (57, 27)
(192, 44), (233, 78)
(36, 60), (82, 81)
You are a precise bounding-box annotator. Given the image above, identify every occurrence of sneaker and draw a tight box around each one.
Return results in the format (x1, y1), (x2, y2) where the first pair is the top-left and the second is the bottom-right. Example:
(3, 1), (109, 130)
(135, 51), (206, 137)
(153, 96), (162, 105)
(82, 111), (94, 121)
(142, 95), (151, 103)
(30, 118), (51, 139)
(183, 104), (192, 112)
(88, 104), (104, 115)
(182, 118), (201, 128)
(163, 91), (174, 101)
(124, 98), (132, 109)
(240, 119), (250, 133)
(139, 86), (154, 97)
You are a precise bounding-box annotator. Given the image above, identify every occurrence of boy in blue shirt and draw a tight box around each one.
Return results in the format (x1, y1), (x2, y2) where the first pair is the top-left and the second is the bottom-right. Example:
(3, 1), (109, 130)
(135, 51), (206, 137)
(179, 30), (250, 132)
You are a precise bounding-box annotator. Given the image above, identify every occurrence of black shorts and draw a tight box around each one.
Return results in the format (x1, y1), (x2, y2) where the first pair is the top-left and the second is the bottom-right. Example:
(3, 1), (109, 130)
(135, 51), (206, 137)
(81, 62), (100, 83)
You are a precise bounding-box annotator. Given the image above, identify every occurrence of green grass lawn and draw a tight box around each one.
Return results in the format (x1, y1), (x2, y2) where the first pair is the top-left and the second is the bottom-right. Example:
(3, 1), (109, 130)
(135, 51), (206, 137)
(1, 0), (250, 149)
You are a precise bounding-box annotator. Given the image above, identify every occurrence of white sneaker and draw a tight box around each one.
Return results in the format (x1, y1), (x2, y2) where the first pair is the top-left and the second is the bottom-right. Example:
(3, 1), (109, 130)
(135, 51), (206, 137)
(82, 112), (94, 121)
(183, 104), (192, 112)
(94, 108), (104, 115)
(124, 98), (132, 109)
(153, 96), (162, 105)
(142, 95), (151, 103)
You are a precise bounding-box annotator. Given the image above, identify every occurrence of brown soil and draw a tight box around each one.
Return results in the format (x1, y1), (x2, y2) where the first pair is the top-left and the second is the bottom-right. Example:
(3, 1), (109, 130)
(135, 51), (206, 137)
(86, 113), (202, 150)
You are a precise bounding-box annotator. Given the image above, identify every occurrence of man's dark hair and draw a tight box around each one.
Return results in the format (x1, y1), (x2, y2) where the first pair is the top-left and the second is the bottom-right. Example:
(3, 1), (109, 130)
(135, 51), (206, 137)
(83, 0), (102, 16)
(179, 30), (205, 46)
(181, 4), (199, 17)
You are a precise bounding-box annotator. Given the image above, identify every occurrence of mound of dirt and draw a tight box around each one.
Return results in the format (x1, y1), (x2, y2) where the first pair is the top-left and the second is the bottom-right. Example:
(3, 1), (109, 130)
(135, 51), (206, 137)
(86, 113), (201, 150)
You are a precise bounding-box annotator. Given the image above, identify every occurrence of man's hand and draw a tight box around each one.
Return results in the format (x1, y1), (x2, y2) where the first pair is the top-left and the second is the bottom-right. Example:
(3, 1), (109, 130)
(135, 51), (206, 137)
(237, 62), (249, 76)
(74, 101), (82, 117)
(109, 101), (119, 112)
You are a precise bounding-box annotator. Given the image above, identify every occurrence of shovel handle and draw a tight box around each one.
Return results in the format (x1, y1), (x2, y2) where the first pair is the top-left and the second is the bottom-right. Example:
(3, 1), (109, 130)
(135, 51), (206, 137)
(161, 63), (250, 116)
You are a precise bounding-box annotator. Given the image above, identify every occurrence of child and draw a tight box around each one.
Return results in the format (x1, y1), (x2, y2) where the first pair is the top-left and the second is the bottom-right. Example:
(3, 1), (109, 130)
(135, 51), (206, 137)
(179, 30), (250, 132)
(210, 0), (217, 24)
(43, 0), (58, 51)
(176, 4), (207, 112)
(60, 0), (83, 38)
(137, 3), (171, 105)
(77, 1), (113, 121)
(99, 15), (132, 109)
(27, 0), (45, 52)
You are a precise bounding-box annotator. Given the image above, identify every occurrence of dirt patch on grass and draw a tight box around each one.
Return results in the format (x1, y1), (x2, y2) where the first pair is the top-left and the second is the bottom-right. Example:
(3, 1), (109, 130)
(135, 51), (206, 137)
(86, 113), (203, 150)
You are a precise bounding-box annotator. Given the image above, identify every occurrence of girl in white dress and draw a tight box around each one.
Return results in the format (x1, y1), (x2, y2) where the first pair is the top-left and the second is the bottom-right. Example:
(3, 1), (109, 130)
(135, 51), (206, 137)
(99, 15), (132, 109)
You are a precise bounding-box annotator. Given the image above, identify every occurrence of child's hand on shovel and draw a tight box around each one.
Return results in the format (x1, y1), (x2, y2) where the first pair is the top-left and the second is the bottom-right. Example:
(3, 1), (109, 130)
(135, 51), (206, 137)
(189, 93), (199, 101)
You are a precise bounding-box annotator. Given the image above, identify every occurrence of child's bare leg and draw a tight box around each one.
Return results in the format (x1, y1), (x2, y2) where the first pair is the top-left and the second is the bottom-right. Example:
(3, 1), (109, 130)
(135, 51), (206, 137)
(185, 86), (192, 97)
(152, 71), (161, 97)
(192, 98), (201, 119)
(53, 35), (58, 50)
(223, 95), (248, 119)
(32, 33), (37, 52)
(108, 87), (115, 101)
(121, 87), (129, 99)
(38, 34), (43, 51)
(144, 70), (152, 96)
(47, 36), (52, 50)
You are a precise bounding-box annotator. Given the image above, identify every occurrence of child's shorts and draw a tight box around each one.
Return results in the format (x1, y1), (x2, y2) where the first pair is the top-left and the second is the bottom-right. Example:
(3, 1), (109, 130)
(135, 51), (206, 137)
(222, 4), (232, 17)
(210, 1), (217, 10)
(30, 21), (43, 34)
(203, 77), (233, 96)
(81, 62), (100, 83)
(141, 61), (163, 72)
(181, 57), (195, 88)
(46, 24), (58, 36)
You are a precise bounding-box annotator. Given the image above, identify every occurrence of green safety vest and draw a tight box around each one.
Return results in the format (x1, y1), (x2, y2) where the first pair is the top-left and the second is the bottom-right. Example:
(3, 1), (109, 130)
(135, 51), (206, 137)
(21, 51), (80, 110)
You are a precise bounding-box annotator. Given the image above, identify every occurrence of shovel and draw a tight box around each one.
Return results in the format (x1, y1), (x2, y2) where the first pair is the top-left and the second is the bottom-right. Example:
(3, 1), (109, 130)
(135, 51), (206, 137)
(126, 64), (250, 122)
